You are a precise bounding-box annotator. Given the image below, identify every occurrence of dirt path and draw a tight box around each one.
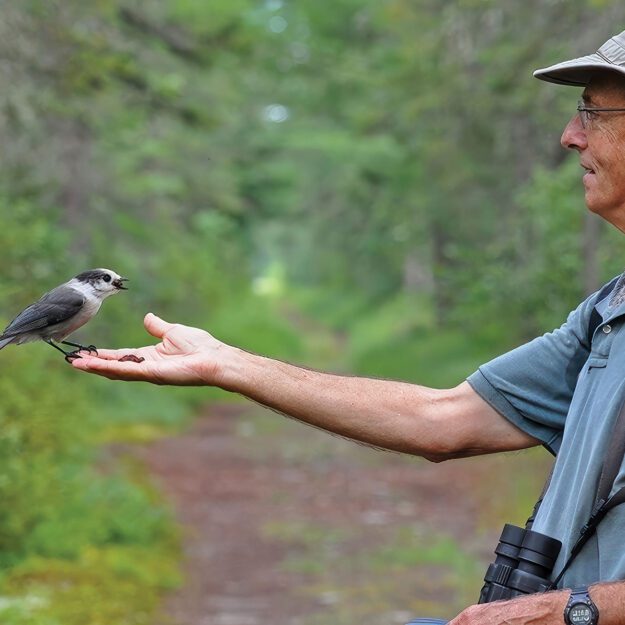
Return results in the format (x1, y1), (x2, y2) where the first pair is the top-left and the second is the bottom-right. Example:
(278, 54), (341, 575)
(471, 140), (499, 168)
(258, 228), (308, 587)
(132, 402), (548, 625)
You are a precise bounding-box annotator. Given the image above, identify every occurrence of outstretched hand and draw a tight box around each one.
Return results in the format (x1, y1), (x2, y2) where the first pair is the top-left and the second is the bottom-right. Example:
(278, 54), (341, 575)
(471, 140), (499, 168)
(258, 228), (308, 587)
(71, 313), (228, 386)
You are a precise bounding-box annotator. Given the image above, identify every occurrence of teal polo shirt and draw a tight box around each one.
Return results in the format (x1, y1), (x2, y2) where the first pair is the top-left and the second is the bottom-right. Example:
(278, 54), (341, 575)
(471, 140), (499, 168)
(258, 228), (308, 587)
(467, 276), (625, 588)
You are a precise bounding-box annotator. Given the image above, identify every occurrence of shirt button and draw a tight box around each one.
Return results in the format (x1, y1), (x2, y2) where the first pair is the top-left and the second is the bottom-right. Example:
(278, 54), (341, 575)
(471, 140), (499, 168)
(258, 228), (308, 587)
(603, 324), (612, 334)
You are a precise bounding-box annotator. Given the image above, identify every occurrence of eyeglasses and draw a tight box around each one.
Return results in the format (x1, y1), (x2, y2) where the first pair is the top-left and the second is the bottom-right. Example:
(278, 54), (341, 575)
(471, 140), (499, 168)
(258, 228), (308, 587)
(577, 99), (625, 128)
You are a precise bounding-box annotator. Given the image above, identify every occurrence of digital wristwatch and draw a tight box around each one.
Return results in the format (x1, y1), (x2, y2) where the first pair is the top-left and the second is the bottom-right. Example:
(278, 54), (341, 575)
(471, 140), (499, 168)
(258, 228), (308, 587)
(563, 586), (599, 625)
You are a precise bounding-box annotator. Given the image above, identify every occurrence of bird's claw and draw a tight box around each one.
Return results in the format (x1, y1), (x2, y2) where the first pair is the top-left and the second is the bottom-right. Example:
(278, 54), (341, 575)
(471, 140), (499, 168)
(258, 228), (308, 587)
(60, 342), (98, 358)
(72, 344), (98, 355)
(65, 351), (82, 364)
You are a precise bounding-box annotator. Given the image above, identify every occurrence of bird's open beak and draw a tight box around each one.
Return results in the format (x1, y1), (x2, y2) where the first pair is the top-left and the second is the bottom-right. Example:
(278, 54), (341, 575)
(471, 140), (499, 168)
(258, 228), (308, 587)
(113, 277), (129, 290)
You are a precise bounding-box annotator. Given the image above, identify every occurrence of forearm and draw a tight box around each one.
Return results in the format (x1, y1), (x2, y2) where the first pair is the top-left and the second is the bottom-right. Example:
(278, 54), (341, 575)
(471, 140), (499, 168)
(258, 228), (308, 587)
(221, 347), (443, 457)
(219, 347), (535, 460)
(451, 582), (625, 624)
(591, 582), (625, 624)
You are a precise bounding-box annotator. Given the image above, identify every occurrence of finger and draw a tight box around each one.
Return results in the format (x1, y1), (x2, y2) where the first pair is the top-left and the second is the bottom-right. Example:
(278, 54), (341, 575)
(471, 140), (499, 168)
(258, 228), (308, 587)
(78, 348), (139, 360)
(71, 355), (150, 381)
(144, 313), (176, 340)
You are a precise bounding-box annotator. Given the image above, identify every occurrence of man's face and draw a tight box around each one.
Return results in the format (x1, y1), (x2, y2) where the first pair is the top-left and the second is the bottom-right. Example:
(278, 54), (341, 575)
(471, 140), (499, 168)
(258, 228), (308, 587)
(561, 73), (625, 232)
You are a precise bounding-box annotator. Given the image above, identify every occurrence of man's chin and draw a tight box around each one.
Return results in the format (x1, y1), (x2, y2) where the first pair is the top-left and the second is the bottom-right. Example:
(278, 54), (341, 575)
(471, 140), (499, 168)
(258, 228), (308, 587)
(585, 198), (603, 215)
(583, 187), (606, 216)
(584, 195), (625, 232)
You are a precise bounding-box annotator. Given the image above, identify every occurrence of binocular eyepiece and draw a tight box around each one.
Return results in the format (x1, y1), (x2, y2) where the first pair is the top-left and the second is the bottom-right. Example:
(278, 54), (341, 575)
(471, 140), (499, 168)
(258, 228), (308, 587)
(478, 523), (561, 603)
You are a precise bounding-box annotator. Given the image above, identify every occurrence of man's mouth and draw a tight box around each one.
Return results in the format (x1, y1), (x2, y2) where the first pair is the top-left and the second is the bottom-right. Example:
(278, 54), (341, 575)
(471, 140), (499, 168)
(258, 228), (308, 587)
(581, 163), (596, 176)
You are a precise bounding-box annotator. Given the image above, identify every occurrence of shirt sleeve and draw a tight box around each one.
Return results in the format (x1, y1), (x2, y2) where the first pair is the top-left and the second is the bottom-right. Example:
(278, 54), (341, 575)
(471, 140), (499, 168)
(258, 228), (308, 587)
(466, 291), (599, 455)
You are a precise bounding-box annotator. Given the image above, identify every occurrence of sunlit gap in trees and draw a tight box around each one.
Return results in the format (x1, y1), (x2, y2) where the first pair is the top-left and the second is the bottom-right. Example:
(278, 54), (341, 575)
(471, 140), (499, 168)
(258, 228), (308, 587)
(269, 15), (287, 33)
(263, 104), (290, 123)
(266, 0), (287, 34)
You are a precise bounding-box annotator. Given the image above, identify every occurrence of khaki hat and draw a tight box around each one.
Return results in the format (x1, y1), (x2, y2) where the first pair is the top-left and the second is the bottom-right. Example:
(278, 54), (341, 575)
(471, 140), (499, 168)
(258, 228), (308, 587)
(534, 30), (625, 86)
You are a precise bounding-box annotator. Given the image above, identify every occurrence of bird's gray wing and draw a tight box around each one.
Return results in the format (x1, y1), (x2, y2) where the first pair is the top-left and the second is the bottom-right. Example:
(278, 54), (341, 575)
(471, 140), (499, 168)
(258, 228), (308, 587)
(1, 286), (85, 338)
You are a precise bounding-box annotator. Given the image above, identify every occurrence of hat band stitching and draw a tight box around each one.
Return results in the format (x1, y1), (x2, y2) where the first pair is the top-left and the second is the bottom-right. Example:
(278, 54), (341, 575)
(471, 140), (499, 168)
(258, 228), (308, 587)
(596, 49), (615, 65)
(609, 38), (625, 67)
(610, 36), (625, 55)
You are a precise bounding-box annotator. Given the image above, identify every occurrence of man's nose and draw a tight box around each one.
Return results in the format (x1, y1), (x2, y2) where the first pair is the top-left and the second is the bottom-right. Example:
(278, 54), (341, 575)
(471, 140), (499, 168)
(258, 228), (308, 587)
(561, 113), (588, 152)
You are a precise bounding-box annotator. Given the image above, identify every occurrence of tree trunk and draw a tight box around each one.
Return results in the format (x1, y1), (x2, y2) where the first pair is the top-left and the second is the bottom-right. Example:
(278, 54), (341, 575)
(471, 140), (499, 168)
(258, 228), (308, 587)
(582, 212), (602, 296)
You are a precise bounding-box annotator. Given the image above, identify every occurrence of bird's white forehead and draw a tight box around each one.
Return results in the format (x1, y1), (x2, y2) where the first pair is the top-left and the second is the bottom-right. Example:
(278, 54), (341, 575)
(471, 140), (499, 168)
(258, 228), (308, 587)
(95, 268), (121, 279)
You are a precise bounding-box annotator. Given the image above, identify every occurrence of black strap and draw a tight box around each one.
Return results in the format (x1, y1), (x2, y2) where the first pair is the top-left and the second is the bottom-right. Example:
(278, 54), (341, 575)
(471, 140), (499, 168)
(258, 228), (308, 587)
(550, 487), (625, 589)
(525, 464), (554, 530)
(587, 276), (619, 344)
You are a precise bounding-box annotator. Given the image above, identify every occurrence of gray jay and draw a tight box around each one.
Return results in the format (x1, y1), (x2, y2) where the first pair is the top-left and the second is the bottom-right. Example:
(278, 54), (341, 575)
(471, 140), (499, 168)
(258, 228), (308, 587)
(0, 268), (128, 362)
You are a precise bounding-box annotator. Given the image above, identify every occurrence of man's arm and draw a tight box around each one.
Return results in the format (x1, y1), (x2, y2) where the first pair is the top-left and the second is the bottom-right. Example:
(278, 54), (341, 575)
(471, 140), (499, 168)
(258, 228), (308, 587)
(71, 313), (539, 461)
(449, 581), (625, 624)
(227, 348), (538, 460)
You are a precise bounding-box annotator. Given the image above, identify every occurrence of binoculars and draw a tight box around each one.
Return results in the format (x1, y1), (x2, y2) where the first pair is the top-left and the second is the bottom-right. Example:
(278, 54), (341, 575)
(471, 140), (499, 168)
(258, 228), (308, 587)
(478, 523), (561, 602)
(405, 523), (562, 625)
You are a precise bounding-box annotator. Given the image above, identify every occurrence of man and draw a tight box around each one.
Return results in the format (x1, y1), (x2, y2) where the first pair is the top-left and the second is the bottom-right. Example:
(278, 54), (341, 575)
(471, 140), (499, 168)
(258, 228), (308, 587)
(72, 30), (625, 625)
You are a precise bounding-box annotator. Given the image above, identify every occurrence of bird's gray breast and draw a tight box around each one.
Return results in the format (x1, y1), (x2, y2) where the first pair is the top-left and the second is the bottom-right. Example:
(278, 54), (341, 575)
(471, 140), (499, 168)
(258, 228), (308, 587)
(52, 293), (102, 340)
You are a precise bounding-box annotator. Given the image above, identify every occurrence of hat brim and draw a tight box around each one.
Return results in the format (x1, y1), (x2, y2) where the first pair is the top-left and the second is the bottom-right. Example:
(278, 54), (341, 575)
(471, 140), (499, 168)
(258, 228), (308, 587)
(535, 33), (625, 86)
(534, 54), (625, 86)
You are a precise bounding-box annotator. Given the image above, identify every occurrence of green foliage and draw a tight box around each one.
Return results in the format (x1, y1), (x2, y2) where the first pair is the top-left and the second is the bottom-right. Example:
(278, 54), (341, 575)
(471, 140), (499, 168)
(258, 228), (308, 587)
(352, 326), (510, 388)
(25, 470), (174, 558)
(0, 199), (71, 307)
(211, 292), (306, 358)
(0, 353), (87, 564)
(516, 158), (625, 330)
(1, 543), (180, 625)
(370, 529), (480, 578)
(0, 337), (180, 622)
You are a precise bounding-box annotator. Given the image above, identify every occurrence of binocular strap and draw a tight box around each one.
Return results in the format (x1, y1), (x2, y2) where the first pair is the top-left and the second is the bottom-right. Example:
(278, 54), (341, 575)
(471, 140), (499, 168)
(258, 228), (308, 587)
(549, 487), (625, 589)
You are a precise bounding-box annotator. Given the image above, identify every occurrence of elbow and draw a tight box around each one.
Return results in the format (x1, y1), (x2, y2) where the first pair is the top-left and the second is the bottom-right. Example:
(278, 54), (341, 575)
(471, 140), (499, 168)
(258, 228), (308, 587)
(421, 453), (449, 464)
(411, 385), (483, 463)
(407, 381), (535, 462)
(421, 446), (470, 464)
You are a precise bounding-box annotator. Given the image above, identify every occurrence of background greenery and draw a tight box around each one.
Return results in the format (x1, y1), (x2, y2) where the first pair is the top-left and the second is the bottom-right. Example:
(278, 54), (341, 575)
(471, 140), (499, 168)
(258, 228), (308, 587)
(1, 0), (625, 622)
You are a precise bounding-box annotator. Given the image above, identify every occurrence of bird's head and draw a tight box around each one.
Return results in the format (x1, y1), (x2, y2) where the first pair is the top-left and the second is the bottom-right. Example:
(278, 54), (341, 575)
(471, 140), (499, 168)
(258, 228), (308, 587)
(74, 268), (128, 299)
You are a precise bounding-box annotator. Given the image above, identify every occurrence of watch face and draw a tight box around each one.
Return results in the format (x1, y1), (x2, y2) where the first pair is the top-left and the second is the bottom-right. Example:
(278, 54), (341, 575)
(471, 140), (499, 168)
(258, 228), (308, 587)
(569, 603), (593, 625)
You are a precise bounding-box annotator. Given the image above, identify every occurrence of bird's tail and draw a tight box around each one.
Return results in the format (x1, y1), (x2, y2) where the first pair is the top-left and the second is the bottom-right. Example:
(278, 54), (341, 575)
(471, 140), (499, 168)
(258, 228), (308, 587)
(0, 336), (14, 350)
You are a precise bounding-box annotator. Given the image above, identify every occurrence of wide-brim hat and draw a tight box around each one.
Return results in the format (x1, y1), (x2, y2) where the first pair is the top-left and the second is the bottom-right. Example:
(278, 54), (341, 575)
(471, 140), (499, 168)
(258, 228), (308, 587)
(534, 30), (625, 86)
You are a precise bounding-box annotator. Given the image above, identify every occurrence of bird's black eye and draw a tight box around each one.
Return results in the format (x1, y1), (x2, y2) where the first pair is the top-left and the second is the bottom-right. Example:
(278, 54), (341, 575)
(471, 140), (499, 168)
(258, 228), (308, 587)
(103, 274), (111, 282)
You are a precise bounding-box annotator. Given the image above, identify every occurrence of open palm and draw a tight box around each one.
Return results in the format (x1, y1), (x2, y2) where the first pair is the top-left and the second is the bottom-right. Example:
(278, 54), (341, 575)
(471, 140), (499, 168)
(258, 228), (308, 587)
(71, 313), (226, 386)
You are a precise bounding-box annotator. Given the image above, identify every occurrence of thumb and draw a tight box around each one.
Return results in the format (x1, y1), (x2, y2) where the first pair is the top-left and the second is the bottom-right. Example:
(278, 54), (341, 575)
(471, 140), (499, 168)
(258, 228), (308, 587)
(144, 313), (175, 339)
